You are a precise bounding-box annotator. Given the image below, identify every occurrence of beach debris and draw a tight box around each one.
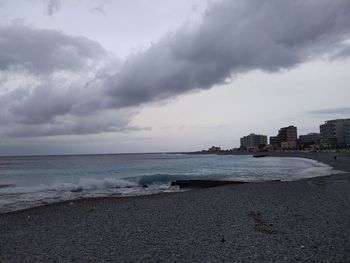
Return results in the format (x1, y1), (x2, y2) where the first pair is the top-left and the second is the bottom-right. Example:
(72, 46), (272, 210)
(248, 211), (278, 235)
(69, 202), (74, 206)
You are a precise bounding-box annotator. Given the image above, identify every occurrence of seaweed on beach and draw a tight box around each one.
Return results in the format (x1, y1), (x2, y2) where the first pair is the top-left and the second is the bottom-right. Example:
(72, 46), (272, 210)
(248, 211), (279, 235)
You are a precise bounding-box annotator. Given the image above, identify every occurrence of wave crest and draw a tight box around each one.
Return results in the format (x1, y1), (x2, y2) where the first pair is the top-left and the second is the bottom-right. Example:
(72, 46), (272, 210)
(0, 178), (138, 195)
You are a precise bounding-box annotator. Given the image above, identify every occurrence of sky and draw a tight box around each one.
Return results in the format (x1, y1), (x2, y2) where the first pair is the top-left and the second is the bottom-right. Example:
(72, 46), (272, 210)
(0, 0), (350, 155)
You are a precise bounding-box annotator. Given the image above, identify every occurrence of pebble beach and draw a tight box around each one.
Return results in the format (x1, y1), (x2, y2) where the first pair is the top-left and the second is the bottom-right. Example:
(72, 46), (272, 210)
(1, 152), (350, 262)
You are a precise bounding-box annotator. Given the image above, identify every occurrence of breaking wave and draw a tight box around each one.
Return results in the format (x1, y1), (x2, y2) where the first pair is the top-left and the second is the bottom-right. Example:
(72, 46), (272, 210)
(0, 177), (182, 213)
(0, 178), (138, 195)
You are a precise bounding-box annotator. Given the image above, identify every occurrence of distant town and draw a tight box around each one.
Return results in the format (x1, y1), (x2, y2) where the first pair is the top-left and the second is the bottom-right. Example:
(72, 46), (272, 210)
(199, 118), (350, 153)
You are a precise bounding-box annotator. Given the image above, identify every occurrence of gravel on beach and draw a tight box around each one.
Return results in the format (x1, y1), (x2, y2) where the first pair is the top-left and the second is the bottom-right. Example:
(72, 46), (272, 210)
(1, 152), (350, 262)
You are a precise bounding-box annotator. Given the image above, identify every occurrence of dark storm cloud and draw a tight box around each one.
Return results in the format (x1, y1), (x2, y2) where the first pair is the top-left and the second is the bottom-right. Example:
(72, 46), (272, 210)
(5, 109), (142, 137)
(0, 24), (106, 73)
(1, 0), (350, 137)
(104, 0), (350, 107)
(309, 107), (350, 115)
(0, 23), (112, 135)
(1, 84), (76, 125)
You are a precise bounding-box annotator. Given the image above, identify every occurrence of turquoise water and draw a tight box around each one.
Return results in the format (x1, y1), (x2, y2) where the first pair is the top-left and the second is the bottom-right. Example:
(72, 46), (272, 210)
(0, 153), (338, 212)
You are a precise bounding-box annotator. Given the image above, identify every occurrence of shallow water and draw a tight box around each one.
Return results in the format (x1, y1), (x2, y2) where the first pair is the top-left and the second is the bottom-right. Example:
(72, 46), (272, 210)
(0, 153), (340, 213)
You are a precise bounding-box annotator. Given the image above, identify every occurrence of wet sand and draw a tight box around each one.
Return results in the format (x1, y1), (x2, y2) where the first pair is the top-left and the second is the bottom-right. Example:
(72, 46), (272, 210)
(0, 152), (350, 262)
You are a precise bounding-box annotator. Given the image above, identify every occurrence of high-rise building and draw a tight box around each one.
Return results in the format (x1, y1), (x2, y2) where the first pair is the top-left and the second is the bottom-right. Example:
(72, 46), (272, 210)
(269, 125), (298, 149)
(345, 121), (350, 147)
(240, 134), (268, 148)
(278, 126), (298, 143)
(279, 126), (298, 149)
(320, 121), (338, 147)
(320, 119), (350, 148)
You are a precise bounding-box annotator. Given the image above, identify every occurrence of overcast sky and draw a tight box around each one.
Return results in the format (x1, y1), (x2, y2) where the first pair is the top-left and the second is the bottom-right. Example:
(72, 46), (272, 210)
(0, 0), (350, 155)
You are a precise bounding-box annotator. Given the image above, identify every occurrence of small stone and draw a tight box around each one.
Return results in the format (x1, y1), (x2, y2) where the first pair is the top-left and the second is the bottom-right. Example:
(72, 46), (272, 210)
(221, 237), (225, 243)
(300, 245), (305, 249)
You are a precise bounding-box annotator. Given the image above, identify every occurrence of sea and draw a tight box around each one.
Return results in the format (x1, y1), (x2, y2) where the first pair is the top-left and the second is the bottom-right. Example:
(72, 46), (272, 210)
(0, 153), (339, 213)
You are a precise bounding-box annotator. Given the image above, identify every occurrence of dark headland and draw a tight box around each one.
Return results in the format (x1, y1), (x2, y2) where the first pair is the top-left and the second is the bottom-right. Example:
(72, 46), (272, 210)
(1, 152), (350, 262)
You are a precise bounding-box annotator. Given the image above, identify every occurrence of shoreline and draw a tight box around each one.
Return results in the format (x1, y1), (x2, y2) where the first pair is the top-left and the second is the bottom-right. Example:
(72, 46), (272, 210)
(1, 152), (346, 215)
(0, 152), (347, 214)
(1, 152), (350, 262)
(0, 152), (347, 215)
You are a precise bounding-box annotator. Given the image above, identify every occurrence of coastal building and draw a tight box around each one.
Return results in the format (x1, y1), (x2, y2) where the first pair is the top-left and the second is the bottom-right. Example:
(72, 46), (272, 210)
(240, 133), (268, 149)
(207, 146), (221, 152)
(345, 121), (350, 147)
(269, 136), (279, 146)
(272, 125), (298, 149)
(299, 133), (320, 146)
(278, 126), (297, 143)
(320, 119), (350, 148)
